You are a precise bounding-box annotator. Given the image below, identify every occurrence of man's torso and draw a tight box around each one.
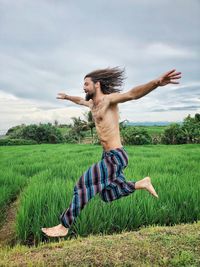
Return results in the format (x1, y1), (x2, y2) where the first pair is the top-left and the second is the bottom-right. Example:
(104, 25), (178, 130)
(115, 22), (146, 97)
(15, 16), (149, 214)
(88, 96), (122, 151)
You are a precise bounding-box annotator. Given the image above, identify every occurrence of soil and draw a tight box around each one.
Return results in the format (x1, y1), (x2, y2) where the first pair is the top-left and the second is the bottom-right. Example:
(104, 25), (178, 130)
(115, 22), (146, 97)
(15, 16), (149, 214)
(0, 198), (19, 247)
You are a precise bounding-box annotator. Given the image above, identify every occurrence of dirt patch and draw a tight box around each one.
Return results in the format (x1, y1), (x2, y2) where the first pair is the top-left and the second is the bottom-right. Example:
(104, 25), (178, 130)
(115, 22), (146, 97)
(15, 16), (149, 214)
(0, 198), (20, 247)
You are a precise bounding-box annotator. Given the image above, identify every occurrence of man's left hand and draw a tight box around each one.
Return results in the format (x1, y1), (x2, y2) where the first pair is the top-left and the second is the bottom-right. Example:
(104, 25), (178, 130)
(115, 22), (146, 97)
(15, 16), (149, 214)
(157, 69), (182, 86)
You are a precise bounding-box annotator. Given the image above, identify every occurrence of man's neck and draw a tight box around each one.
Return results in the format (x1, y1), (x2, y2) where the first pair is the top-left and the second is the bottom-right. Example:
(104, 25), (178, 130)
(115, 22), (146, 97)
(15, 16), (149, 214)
(92, 92), (105, 106)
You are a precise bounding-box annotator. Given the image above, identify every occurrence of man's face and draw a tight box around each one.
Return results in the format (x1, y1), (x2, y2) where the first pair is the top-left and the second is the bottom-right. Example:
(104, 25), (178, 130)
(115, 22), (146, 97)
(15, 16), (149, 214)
(84, 77), (96, 100)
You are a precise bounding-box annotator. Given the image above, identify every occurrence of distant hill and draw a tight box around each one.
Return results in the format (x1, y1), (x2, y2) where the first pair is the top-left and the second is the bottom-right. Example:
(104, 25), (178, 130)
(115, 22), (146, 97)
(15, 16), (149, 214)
(125, 121), (182, 126)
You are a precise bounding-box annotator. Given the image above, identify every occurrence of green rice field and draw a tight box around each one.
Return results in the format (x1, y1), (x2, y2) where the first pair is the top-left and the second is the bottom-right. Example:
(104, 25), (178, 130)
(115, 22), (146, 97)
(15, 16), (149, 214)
(57, 125), (166, 138)
(136, 125), (166, 135)
(0, 143), (199, 245)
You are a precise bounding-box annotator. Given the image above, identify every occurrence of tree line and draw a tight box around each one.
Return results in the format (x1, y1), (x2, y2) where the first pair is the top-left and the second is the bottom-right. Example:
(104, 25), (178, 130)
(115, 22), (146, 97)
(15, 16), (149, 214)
(0, 112), (199, 146)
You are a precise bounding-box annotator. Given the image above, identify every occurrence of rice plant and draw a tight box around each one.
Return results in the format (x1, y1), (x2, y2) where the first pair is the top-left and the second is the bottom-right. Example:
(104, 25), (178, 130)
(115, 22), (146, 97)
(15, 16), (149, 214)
(0, 144), (199, 244)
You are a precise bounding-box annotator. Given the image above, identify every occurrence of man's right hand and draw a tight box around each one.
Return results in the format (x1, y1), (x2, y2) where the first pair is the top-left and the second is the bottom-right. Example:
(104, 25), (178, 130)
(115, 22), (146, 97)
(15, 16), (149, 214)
(56, 93), (67, 100)
(56, 93), (91, 108)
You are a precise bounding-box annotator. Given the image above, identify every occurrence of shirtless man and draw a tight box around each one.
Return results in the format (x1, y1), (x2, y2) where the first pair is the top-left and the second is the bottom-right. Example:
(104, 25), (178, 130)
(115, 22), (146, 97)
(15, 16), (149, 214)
(41, 67), (181, 237)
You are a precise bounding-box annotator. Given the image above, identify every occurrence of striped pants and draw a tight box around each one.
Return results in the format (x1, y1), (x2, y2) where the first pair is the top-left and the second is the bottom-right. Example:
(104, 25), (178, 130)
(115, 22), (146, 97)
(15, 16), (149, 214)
(60, 147), (135, 228)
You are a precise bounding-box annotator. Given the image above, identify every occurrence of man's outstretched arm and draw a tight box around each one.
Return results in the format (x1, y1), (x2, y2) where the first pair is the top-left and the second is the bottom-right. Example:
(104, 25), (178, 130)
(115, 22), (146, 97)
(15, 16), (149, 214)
(56, 93), (90, 107)
(108, 69), (182, 104)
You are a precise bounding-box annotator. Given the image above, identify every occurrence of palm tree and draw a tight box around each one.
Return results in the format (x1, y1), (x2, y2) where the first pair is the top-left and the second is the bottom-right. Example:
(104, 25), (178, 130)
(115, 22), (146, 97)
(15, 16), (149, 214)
(119, 119), (129, 130)
(83, 111), (95, 143)
(71, 117), (88, 144)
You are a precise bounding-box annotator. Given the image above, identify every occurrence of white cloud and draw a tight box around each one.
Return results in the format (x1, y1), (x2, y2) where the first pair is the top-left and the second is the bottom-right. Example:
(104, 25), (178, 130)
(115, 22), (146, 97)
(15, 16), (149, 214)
(144, 43), (197, 59)
(0, 91), (87, 134)
(0, 0), (199, 133)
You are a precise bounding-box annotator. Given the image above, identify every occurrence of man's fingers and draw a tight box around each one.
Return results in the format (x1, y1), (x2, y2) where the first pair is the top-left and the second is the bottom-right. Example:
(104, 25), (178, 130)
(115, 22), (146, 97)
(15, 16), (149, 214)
(170, 75), (182, 79)
(169, 72), (181, 77)
(57, 93), (65, 95)
(170, 81), (180, 84)
(56, 94), (66, 99)
(164, 69), (176, 76)
(56, 92), (66, 99)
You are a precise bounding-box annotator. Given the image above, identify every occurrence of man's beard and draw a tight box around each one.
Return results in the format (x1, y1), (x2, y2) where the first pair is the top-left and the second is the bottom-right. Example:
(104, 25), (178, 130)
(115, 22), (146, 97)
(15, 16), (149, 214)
(85, 85), (95, 101)
(85, 92), (93, 101)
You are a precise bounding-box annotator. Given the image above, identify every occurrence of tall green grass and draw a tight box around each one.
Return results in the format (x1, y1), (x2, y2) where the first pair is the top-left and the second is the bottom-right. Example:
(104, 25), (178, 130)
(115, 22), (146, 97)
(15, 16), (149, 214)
(0, 170), (27, 209)
(0, 144), (199, 245)
(0, 145), (54, 225)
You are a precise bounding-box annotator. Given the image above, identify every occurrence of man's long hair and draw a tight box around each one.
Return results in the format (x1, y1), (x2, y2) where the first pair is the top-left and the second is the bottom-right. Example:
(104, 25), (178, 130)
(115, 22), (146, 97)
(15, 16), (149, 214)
(84, 66), (126, 100)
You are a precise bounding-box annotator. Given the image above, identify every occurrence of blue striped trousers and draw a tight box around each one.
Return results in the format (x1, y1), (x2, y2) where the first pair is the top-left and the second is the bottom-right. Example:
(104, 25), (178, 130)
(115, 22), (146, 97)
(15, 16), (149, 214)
(60, 147), (135, 228)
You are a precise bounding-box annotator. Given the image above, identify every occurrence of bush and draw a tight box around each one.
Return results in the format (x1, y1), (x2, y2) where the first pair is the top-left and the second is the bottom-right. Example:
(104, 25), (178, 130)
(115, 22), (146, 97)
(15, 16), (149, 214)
(151, 135), (162, 145)
(161, 113), (200, 145)
(6, 123), (63, 144)
(121, 127), (152, 145)
(181, 114), (200, 143)
(0, 138), (38, 146)
(64, 129), (81, 144)
(21, 123), (64, 144)
(161, 123), (186, 144)
(93, 133), (101, 145)
(6, 124), (26, 139)
(5, 123), (64, 144)
(63, 123), (88, 144)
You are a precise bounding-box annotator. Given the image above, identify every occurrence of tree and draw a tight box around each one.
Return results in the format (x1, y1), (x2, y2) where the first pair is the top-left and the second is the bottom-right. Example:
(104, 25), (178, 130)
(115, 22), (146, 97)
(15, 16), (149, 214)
(71, 117), (88, 144)
(64, 129), (79, 143)
(83, 111), (95, 143)
(182, 113), (200, 143)
(195, 113), (200, 122)
(119, 119), (129, 131)
(54, 120), (59, 126)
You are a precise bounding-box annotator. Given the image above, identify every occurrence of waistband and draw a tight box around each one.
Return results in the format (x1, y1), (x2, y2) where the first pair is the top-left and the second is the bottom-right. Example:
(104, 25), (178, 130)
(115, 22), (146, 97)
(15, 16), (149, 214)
(102, 146), (127, 156)
(102, 146), (129, 166)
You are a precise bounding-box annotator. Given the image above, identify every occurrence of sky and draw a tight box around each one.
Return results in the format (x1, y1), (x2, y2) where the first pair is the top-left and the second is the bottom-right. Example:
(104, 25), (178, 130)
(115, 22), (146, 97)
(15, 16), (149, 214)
(0, 0), (200, 134)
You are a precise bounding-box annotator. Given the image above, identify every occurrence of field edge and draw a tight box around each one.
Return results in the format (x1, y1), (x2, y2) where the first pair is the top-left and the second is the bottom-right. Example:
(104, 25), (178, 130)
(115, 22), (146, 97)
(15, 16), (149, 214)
(0, 221), (199, 266)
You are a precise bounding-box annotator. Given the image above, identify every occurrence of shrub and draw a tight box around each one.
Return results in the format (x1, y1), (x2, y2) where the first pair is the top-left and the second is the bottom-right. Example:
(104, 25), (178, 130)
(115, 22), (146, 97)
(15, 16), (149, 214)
(151, 135), (162, 145)
(5, 123), (64, 144)
(6, 124), (26, 139)
(21, 123), (64, 144)
(64, 129), (83, 144)
(0, 138), (37, 146)
(121, 127), (152, 145)
(182, 114), (200, 143)
(161, 123), (186, 144)
(161, 113), (200, 145)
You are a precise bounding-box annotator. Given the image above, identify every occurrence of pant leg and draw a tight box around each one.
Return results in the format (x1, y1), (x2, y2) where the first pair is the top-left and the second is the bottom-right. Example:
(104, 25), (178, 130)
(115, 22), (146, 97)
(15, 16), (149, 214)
(100, 147), (135, 202)
(100, 172), (135, 202)
(60, 151), (119, 228)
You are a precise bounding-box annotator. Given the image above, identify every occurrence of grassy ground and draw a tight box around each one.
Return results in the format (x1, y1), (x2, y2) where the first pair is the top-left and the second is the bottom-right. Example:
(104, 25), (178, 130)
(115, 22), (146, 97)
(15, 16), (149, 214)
(0, 221), (199, 266)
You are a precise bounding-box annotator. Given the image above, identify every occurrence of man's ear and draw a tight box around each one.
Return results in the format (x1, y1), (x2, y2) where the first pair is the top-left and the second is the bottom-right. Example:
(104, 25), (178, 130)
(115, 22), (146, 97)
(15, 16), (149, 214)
(95, 81), (101, 89)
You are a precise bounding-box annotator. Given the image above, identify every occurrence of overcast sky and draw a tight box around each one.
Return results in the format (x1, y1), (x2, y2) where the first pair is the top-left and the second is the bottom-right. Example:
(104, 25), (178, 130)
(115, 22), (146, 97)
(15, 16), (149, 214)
(0, 0), (200, 133)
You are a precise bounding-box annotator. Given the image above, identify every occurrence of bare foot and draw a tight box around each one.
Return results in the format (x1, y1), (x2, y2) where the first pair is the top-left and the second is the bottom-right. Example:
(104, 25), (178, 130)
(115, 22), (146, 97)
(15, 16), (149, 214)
(135, 177), (159, 198)
(41, 224), (68, 237)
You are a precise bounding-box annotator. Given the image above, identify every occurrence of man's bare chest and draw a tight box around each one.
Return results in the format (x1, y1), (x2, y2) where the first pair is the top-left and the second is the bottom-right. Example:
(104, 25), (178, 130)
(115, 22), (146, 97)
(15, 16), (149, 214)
(91, 105), (106, 123)
(88, 97), (118, 124)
